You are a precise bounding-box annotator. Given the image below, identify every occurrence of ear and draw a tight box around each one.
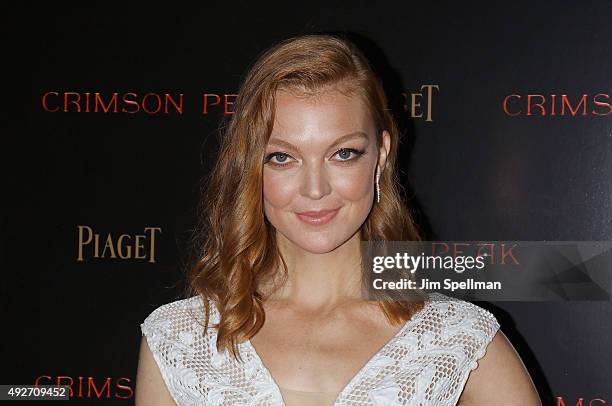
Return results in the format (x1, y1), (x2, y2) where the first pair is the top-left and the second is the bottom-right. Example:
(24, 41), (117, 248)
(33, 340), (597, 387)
(378, 130), (391, 172)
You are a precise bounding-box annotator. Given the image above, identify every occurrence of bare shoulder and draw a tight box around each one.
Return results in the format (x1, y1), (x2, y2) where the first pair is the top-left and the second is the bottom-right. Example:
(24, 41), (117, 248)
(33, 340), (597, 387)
(459, 330), (541, 405)
(135, 335), (177, 406)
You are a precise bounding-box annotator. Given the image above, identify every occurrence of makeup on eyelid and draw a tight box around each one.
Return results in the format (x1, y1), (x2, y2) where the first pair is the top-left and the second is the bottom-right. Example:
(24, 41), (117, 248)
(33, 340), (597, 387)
(264, 147), (367, 167)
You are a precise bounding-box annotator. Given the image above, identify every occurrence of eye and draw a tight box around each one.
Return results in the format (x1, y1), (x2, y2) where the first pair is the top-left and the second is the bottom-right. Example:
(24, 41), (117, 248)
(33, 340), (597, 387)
(264, 152), (295, 167)
(333, 148), (366, 161)
(264, 148), (367, 168)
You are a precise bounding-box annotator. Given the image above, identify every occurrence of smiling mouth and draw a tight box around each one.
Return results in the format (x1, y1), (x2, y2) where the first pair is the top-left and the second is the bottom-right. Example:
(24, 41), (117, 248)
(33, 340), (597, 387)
(295, 207), (340, 225)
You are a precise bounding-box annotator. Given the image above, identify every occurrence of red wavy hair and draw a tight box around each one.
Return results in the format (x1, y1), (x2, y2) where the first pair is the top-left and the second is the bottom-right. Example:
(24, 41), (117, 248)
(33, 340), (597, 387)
(185, 33), (424, 362)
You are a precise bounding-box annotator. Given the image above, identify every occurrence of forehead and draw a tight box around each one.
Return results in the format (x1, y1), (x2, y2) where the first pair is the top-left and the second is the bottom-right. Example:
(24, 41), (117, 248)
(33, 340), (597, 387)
(269, 88), (375, 143)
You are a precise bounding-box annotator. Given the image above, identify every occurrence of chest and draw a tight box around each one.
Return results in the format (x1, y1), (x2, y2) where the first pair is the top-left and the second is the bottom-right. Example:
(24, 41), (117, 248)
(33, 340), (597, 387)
(247, 308), (403, 395)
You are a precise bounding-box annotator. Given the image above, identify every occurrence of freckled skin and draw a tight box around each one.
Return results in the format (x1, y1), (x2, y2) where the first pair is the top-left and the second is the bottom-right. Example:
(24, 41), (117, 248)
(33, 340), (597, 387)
(263, 89), (391, 254)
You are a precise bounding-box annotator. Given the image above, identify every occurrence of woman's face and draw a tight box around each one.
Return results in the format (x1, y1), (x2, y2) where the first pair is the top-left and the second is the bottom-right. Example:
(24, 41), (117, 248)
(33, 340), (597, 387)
(263, 88), (390, 254)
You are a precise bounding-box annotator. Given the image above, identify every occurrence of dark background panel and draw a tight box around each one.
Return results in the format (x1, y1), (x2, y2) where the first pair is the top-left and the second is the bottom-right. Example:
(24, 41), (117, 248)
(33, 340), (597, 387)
(1, 1), (610, 404)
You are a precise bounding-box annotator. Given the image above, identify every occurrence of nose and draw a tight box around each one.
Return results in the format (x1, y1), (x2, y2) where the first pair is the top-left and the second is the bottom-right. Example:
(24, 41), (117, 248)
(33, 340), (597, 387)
(299, 162), (332, 200)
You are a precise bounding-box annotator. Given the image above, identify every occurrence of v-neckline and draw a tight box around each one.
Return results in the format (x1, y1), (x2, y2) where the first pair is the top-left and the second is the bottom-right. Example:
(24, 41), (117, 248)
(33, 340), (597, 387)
(244, 298), (432, 405)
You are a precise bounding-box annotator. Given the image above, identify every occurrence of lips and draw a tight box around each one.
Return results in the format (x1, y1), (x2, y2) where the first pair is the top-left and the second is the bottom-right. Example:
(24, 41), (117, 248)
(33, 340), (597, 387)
(295, 207), (340, 225)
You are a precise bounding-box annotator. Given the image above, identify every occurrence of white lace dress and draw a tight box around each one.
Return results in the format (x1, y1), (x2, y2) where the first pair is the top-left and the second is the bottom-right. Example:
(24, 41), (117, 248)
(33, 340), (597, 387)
(140, 292), (500, 405)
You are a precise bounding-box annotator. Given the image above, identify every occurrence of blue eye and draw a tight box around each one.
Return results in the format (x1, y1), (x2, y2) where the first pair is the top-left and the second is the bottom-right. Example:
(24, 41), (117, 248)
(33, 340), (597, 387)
(335, 148), (366, 161)
(264, 148), (366, 168)
(265, 152), (295, 166)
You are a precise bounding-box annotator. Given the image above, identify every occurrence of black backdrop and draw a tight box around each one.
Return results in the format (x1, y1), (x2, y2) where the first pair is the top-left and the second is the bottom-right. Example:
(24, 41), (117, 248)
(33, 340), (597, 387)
(2, 2), (611, 404)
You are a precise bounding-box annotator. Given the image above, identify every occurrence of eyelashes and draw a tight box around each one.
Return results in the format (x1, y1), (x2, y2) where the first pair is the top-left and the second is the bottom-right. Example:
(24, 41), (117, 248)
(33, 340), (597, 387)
(264, 148), (367, 168)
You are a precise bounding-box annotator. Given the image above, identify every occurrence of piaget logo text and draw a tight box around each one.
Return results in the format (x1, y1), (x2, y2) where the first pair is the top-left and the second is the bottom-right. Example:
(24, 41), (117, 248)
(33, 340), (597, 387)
(76, 225), (161, 262)
(401, 84), (439, 122)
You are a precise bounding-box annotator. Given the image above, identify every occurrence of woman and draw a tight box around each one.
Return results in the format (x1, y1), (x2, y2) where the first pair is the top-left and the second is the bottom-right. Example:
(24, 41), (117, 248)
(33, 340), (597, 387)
(136, 34), (540, 405)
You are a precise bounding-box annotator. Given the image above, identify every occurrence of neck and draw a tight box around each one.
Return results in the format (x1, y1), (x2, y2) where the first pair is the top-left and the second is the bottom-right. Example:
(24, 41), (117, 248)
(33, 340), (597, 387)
(264, 230), (364, 312)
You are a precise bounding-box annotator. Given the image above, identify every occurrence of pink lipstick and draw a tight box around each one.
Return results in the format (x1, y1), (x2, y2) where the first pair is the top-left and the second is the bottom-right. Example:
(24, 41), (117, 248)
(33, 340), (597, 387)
(295, 207), (340, 225)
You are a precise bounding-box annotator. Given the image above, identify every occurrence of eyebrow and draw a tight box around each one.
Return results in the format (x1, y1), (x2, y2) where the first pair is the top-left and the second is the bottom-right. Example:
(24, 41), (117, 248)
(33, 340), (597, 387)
(266, 131), (369, 152)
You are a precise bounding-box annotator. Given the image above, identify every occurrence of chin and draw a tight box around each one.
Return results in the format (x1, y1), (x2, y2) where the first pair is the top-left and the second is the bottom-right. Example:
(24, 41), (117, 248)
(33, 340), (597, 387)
(290, 231), (352, 254)
(299, 241), (340, 254)
(275, 229), (332, 253)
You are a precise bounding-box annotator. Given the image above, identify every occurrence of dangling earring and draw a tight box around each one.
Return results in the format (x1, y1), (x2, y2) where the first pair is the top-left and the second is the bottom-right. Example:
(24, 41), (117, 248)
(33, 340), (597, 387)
(375, 166), (381, 203)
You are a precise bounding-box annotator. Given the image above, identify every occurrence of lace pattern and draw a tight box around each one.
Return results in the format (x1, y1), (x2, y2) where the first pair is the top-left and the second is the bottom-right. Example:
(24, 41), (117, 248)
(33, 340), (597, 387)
(140, 292), (500, 405)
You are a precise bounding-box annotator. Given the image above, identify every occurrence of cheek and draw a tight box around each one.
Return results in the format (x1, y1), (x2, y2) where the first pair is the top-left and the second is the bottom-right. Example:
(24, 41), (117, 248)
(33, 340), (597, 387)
(331, 167), (373, 200)
(263, 171), (296, 208)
